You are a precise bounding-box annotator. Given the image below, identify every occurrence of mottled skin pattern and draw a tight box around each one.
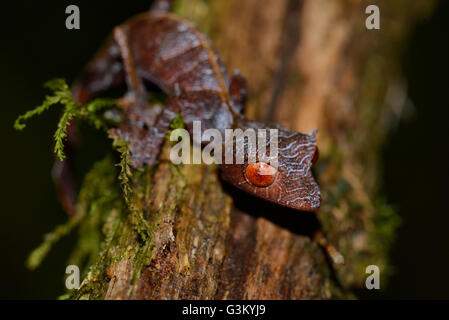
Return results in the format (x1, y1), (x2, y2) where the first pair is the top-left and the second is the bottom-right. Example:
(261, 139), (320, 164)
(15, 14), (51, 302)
(62, 11), (320, 214)
(221, 118), (320, 211)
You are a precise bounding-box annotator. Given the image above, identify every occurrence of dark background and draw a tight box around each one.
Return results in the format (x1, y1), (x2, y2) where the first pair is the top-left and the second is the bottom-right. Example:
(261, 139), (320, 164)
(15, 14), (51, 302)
(0, 1), (447, 299)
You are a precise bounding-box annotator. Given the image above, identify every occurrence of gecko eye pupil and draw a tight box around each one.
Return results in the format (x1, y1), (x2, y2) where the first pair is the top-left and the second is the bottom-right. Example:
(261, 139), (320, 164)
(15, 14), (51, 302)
(245, 162), (277, 187)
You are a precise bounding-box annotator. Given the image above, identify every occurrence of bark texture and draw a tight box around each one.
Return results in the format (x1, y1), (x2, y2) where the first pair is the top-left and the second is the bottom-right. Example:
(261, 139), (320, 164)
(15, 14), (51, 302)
(71, 0), (435, 299)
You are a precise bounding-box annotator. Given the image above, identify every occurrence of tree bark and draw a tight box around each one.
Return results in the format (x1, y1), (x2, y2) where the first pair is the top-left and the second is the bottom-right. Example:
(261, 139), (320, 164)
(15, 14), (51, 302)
(71, 0), (435, 299)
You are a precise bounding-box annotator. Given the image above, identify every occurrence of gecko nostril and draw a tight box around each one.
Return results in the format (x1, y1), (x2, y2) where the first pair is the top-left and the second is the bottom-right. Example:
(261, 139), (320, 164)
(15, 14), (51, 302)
(244, 162), (277, 187)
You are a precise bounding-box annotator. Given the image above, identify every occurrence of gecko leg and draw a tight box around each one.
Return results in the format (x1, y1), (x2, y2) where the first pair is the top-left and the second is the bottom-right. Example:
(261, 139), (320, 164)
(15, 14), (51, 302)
(142, 100), (179, 165)
(111, 25), (180, 167)
(109, 98), (179, 168)
(113, 25), (147, 108)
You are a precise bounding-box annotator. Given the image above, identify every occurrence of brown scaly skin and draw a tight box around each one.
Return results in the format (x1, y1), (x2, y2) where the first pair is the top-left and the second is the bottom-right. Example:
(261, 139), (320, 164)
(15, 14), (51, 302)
(54, 7), (344, 265)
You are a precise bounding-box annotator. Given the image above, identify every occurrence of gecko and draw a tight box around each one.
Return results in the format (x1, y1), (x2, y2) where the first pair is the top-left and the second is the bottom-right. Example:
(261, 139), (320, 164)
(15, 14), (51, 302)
(54, 3), (342, 264)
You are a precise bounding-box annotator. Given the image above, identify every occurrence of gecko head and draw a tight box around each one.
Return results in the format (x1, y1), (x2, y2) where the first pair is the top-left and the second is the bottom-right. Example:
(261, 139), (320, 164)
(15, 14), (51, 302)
(220, 123), (321, 212)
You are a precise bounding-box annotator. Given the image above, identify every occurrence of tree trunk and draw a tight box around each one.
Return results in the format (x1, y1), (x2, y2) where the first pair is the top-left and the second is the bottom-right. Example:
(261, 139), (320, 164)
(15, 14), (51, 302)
(70, 0), (435, 299)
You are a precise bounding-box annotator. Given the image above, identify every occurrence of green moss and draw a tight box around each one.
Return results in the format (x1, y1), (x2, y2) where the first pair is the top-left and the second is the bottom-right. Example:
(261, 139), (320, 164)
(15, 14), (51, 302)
(15, 77), (187, 298)
(26, 155), (122, 272)
(170, 113), (185, 130)
(112, 137), (151, 242)
(14, 78), (118, 160)
(68, 155), (122, 274)
(71, 200), (126, 300)
(26, 212), (84, 270)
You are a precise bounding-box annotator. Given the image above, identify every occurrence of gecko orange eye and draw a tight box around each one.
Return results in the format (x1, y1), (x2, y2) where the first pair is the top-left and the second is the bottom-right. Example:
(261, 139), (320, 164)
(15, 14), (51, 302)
(245, 162), (277, 187)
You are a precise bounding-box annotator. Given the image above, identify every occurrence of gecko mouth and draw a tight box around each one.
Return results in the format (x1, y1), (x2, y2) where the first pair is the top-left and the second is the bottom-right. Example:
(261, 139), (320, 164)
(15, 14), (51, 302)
(220, 162), (321, 213)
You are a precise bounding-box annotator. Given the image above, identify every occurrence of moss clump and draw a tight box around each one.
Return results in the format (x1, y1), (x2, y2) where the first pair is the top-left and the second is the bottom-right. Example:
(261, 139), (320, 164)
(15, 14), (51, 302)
(68, 155), (123, 274)
(16, 77), (194, 298)
(26, 155), (122, 271)
(58, 155), (126, 299)
(14, 78), (117, 160)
